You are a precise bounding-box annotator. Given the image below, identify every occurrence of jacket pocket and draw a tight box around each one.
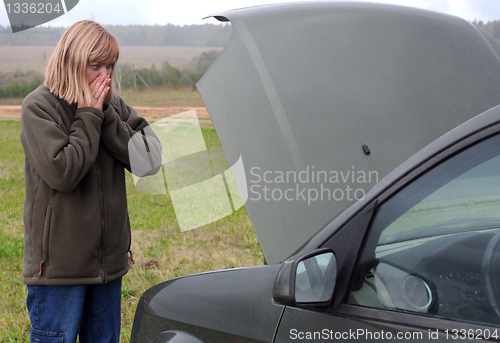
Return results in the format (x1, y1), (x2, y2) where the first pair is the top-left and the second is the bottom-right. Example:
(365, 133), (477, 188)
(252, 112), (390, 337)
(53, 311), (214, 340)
(42, 205), (53, 264)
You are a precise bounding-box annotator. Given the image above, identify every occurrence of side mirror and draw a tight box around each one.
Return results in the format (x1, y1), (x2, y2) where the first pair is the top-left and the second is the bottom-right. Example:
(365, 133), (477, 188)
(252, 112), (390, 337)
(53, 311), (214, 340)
(272, 249), (337, 307)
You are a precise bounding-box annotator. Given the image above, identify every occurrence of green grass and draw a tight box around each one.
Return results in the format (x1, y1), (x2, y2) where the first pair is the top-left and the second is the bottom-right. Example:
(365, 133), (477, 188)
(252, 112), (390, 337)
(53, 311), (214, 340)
(0, 87), (205, 108)
(0, 120), (262, 342)
(0, 121), (30, 341)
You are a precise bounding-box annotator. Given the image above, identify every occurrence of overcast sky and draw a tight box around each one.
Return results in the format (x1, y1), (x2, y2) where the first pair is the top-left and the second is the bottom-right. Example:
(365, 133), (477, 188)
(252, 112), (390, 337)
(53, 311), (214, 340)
(0, 0), (500, 28)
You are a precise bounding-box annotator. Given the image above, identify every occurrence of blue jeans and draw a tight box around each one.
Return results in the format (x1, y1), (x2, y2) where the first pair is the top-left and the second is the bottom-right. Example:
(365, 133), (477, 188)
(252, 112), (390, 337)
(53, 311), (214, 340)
(26, 277), (122, 343)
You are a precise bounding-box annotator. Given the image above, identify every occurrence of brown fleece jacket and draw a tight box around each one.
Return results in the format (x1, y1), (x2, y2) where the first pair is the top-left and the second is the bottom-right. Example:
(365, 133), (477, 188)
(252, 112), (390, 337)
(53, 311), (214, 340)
(20, 85), (161, 285)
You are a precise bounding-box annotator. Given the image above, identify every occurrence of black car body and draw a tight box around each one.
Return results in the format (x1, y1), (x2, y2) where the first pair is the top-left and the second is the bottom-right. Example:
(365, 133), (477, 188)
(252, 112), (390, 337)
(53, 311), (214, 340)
(131, 2), (500, 342)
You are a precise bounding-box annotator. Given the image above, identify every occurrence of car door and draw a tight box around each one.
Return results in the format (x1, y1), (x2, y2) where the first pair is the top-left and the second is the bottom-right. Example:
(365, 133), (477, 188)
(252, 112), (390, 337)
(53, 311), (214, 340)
(274, 125), (500, 342)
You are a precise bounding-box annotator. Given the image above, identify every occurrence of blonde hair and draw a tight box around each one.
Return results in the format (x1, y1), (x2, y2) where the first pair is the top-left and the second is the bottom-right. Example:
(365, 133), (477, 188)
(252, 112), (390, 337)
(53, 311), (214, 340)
(45, 20), (119, 105)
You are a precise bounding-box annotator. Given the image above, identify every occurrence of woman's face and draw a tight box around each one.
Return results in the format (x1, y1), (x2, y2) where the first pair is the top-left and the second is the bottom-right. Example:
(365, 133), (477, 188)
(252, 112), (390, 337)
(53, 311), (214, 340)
(86, 62), (114, 84)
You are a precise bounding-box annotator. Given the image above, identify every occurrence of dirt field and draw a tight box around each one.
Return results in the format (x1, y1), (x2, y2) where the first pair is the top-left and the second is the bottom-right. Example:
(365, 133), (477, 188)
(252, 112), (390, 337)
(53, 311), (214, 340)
(0, 46), (222, 73)
(0, 105), (210, 122)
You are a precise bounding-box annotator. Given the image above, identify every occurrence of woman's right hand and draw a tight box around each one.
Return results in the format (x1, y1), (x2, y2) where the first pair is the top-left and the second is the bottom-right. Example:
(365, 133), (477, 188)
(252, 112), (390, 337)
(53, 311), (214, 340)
(78, 75), (111, 111)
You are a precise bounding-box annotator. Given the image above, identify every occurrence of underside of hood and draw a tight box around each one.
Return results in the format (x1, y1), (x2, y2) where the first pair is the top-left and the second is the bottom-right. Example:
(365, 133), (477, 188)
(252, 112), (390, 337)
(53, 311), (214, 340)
(197, 2), (500, 264)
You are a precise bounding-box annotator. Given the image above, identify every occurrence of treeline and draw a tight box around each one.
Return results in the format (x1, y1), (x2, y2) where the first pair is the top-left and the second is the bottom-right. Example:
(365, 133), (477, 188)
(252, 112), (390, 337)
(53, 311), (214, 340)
(474, 20), (500, 41)
(117, 50), (219, 88)
(0, 50), (220, 98)
(2, 19), (500, 46)
(0, 23), (231, 46)
(0, 69), (43, 97)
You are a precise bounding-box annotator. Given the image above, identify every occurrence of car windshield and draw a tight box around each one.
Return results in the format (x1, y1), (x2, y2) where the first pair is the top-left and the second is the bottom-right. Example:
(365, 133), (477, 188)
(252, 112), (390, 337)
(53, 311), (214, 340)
(378, 193), (500, 245)
(372, 134), (500, 247)
(378, 215), (500, 246)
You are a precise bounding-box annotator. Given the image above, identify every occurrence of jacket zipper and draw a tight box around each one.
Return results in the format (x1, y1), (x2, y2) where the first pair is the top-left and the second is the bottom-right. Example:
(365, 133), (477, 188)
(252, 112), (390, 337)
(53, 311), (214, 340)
(96, 159), (106, 283)
(39, 204), (53, 277)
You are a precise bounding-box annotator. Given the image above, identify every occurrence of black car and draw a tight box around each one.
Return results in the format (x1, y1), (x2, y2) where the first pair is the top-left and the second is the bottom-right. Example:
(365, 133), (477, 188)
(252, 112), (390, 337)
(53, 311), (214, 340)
(131, 2), (500, 342)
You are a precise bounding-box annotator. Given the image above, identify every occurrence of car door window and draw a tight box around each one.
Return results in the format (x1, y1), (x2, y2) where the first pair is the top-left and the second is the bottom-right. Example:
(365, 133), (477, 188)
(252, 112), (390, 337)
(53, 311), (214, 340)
(348, 134), (500, 327)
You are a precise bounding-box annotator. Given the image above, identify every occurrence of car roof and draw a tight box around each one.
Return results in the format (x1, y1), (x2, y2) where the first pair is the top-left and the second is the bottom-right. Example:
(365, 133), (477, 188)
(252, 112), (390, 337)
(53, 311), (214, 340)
(197, 1), (500, 264)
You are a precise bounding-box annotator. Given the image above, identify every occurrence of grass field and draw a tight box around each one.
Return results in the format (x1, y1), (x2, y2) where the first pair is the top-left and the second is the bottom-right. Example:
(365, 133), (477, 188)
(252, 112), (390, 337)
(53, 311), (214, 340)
(0, 46), (222, 73)
(119, 86), (205, 107)
(0, 118), (262, 342)
(0, 86), (205, 107)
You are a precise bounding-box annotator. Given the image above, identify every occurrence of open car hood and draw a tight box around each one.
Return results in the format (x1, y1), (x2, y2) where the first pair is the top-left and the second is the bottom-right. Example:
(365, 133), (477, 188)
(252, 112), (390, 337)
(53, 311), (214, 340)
(196, 2), (500, 264)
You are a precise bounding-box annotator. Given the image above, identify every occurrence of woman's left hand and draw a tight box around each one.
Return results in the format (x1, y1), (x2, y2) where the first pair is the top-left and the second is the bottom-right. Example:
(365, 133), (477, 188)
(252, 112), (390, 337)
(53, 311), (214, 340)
(78, 75), (111, 111)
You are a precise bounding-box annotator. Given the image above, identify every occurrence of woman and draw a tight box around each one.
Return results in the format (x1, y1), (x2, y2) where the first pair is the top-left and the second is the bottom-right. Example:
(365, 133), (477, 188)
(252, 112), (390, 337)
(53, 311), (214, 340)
(20, 20), (161, 342)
